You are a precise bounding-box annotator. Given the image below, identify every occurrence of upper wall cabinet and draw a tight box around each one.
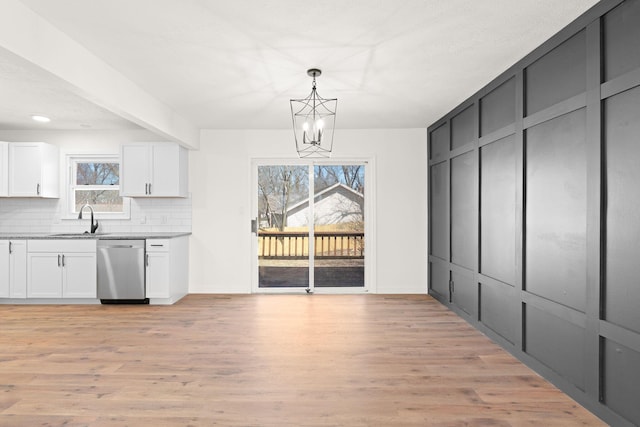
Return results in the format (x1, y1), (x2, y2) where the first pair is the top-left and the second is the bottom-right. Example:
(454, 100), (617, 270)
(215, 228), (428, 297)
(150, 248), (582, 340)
(0, 142), (8, 196)
(120, 142), (188, 198)
(8, 142), (59, 198)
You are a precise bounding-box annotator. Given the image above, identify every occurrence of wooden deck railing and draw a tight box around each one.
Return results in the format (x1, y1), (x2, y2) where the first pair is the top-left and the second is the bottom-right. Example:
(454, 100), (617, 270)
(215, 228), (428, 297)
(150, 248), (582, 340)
(258, 231), (364, 259)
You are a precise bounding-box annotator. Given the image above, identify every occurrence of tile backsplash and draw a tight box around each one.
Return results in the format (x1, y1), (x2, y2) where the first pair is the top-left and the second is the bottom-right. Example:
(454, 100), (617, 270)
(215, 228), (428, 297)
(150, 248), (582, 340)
(0, 196), (191, 234)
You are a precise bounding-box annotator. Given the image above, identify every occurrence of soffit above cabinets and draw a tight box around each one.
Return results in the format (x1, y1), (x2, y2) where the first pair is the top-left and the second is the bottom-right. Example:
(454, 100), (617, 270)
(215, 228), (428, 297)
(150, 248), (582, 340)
(0, 48), (142, 131)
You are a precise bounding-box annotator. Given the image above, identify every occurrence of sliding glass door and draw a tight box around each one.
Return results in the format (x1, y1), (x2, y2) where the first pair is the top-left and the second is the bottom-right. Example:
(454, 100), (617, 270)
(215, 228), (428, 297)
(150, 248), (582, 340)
(253, 161), (367, 292)
(256, 165), (310, 289)
(312, 165), (364, 288)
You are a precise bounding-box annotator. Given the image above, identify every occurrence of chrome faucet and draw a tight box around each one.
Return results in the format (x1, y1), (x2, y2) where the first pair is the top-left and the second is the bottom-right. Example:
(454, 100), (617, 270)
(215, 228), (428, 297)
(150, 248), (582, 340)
(78, 203), (99, 234)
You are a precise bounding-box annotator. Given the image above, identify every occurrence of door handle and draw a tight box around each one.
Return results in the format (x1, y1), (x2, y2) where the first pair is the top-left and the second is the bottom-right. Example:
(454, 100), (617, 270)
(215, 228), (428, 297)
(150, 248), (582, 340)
(251, 218), (257, 234)
(37, 183), (41, 195)
(146, 253), (149, 267)
(62, 254), (65, 267)
(145, 183), (148, 195)
(148, 183), (152, 195)
(8, 241), (12, 254)
(58, 254), (61, 267)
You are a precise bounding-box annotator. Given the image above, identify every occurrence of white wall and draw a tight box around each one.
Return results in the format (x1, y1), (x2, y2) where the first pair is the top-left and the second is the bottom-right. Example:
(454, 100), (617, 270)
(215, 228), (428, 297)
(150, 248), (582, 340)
(190, 128), (427, 294)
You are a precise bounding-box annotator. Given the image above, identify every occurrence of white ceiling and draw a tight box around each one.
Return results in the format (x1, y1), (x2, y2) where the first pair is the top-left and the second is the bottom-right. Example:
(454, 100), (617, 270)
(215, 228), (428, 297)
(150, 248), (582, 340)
(3, 0), (600, 134)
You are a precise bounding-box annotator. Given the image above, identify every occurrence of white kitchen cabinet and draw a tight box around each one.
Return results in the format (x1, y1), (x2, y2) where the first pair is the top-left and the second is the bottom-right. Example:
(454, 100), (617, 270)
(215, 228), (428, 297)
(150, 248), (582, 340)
(120, 142), (188, 197)
(145, 237), (188, 304)
(62, 253), (98, 298)
(8, 142), (59, 198)
(0, 240), (27, 298)
(27, 240), (96, 299)
(120, 144), (148, 196)
(0, 141), (8, 197)
(27, 253), (63, 298)
(146, 246), (170, 298)
(0, 241), (8, 297)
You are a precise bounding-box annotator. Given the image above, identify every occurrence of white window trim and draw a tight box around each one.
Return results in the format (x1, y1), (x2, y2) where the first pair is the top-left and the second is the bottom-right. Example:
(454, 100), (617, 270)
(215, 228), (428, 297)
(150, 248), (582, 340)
(63, 154), (131, 220)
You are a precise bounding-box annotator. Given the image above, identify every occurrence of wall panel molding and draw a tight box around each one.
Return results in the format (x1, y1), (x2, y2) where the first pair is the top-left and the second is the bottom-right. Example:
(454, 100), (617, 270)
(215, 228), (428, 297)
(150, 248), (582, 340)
(478, 124), (515, 147)
(523, 92), (587, 130)
(427, 1), (639, 425)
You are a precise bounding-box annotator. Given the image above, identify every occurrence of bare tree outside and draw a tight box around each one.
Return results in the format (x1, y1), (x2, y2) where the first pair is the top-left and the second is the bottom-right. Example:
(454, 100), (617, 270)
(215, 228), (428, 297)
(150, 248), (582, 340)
(258, 165), (308, 231)
(314, 165), (365, 233)
(74, 162), (123, 212)
(76, 162), (119, 186)
(314, 165), (364, 194)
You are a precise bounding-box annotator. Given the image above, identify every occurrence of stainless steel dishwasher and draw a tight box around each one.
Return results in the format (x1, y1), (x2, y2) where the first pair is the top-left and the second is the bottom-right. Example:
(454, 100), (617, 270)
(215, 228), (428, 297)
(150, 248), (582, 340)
(97, 240), (148, 304)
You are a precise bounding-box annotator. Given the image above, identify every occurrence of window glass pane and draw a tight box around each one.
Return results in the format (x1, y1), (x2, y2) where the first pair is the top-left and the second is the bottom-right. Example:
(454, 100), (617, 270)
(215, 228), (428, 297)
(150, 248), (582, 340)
(74, 190), (123, 213)
(313, 164), (365, 288)
(76, 163), (119, 185)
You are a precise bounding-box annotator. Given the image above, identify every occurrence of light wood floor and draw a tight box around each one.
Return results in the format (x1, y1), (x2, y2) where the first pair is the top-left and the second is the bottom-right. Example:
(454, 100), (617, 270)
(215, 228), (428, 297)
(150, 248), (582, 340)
(0, 295), (605, 426)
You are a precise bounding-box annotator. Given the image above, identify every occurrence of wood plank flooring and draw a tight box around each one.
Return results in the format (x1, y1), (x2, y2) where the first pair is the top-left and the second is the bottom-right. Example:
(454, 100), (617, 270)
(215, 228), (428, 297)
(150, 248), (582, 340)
(0, 295), (605, 426)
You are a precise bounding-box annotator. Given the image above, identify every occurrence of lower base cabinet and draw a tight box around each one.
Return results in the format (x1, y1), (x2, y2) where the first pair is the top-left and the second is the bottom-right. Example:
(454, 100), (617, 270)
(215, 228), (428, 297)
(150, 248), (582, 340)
(27, 240), (97, 299)
(146, 250), (170, 298)
(4, 236), (187, 304)
(28, 253), (64, 298)
(0, 240), (27, 298)
(145, 237), (188, 303)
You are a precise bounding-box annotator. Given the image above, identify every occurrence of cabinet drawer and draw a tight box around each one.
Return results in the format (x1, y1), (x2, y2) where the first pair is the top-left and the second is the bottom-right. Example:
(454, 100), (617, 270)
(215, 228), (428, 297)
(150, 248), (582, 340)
(146, 239), (170, 252)
(28, 239), (96, 253)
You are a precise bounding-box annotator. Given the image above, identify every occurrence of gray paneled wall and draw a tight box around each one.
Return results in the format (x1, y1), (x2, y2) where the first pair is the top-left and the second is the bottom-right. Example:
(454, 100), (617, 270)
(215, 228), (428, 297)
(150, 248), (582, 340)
(427, 1), (640, 425)
(450, 151), (475, 270)
(525, 108), (588, 312)
(480, 134), (515, 285)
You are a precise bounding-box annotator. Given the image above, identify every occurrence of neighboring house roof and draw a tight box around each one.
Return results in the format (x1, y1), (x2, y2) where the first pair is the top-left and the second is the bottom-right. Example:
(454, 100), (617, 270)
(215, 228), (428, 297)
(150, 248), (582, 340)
(287, 183), (363, 213)
(260, 193), (306, 214)
(286, 183), (364, 226)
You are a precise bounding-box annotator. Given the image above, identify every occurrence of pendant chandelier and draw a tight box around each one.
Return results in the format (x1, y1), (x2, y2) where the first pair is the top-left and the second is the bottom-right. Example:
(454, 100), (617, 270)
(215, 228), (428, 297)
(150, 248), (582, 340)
(290, 68), (337, 158)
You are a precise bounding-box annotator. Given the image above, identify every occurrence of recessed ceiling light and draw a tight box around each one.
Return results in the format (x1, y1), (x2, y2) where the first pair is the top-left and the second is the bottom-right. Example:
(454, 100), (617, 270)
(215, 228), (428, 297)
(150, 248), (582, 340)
(31, 115), (51, 123)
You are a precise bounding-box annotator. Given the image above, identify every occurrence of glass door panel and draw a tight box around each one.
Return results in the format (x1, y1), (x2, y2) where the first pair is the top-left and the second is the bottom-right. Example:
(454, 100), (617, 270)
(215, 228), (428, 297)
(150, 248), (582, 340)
(257, 165), (309, 289)
(313, 165), (365, 288)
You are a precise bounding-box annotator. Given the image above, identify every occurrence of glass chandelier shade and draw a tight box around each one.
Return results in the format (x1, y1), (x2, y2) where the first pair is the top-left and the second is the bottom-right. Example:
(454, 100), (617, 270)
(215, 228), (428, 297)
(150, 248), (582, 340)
(290, 69), (337, 158)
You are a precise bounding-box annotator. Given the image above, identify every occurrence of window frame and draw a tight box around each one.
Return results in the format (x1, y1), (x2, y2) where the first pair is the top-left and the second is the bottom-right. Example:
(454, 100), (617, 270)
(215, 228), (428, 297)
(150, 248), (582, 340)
(64, 154), (131, 220)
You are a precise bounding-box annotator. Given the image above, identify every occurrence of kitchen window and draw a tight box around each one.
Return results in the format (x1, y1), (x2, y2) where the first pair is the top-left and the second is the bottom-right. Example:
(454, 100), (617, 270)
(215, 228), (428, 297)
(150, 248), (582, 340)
(66, 155), (130, 219)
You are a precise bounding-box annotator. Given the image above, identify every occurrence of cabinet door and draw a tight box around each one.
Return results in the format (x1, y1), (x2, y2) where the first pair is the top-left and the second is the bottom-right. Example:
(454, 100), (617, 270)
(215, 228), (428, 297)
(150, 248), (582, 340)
(9, 240), (27, 298)
(27, 253), (62, 298)
(38, 143), (60, 198)
(0, 142), (8, 196)
(0, 241), (8, 297)
(150, 144), (180, 196)
(120, 144), (150, 196)
(146, 252), (170, 298)
(9, 143), (41, 197)
(62, 252), (97, 298)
